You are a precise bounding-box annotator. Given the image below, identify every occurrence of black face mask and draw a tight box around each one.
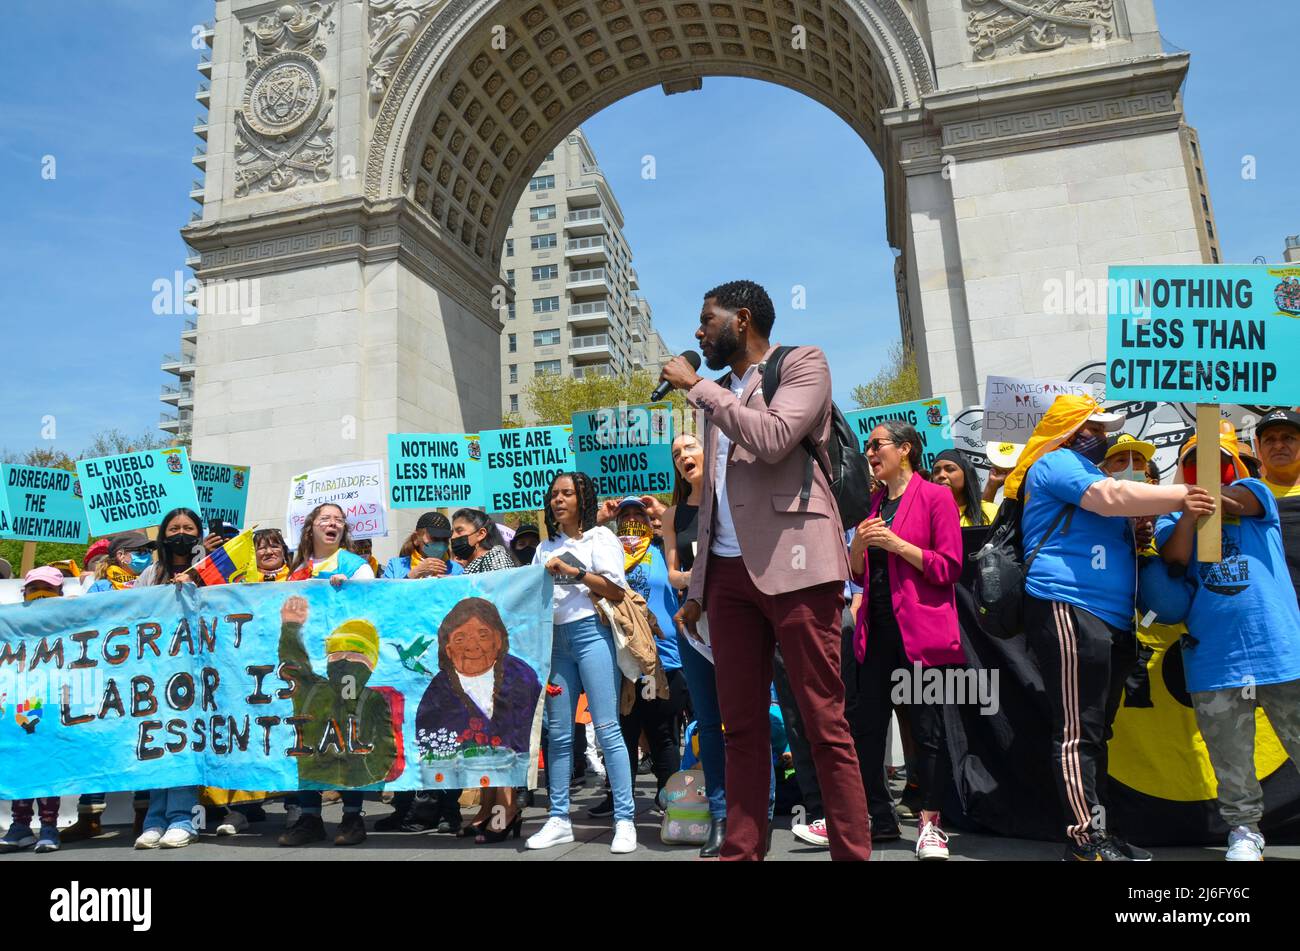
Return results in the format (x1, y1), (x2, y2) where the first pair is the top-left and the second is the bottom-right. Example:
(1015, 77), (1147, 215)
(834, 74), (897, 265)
(163, 533), (200, 558)
(515, 545), (537, 565)
(450, 535), (476, 560)
(1071, 432), (1108, 465)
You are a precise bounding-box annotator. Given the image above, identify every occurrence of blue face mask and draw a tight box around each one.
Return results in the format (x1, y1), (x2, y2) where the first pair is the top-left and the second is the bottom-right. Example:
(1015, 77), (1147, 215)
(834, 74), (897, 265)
(421, 540), (448, 559)
(129, 551), (154, 575)
(1071, 432), (1108, 466)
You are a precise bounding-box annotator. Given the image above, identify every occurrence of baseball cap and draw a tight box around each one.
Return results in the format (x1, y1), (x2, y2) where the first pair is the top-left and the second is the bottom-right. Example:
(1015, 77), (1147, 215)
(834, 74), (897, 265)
(1105, 432), (1156, 464)
(615, 496), (647, 513)
(513, 523), (541, 542)
(985, 441), (1025, 470)
(415, 511), (452, 539)
(1085, 409), (1126, 432)
(107, 531), (154, 557)
(84, 538), (111, 563)
(1255, 408), (1300, 439)
(22, 566), (65, 591)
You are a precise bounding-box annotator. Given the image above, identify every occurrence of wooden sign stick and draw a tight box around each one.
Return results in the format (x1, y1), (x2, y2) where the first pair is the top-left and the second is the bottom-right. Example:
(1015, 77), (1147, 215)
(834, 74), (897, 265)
(1195, 403), (1222, 563)
(19, 541), (37, 575)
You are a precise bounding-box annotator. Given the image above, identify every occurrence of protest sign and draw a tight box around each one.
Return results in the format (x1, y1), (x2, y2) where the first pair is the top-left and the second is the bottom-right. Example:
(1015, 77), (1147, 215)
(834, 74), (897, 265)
(481, 426), (573, 513)
(0, 464), (88, 545)
(845, 397), (953, 471)
(387, 434), (484, 509)
(571, 402), (675, 497)
(0, 567), (552, 799)
(982, 375), (1101, 445)
(1106, 264), (1300, 405)
(75, 448), (201, 537)
(190, 461), (251, 529)
(286, 459), (387, 542)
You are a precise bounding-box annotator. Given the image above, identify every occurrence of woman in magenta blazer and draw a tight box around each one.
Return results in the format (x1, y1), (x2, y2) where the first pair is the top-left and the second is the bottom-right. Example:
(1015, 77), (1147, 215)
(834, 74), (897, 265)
(848, 419), (964, 861)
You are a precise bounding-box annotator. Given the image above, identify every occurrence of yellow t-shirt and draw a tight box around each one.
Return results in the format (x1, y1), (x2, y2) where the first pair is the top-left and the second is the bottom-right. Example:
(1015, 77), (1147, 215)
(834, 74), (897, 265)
(958, 500), (1000, 528)
(1263, 478), (1300, 500)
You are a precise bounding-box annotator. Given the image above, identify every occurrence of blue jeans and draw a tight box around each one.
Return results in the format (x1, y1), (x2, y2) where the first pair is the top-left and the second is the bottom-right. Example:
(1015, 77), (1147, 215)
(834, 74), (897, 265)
(143, 786), (199, 833)
(299, 791), (363, 815)
(678, 628), (727, 821)
(546, 616), (634, 821)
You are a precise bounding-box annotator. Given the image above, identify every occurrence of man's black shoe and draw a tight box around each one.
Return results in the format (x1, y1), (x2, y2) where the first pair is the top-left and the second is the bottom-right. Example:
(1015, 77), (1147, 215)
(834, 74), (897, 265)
(278, 813), (326, 847)
(334, 812), (367, 846)
(588, 792), (615, 818)
(1107, 833), (1153, 861)
(1062, 833), (1131, 861)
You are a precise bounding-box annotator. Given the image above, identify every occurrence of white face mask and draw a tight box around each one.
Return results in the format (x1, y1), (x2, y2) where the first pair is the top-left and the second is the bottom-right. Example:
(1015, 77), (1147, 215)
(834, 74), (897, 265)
(1113, 467), (1147, 483)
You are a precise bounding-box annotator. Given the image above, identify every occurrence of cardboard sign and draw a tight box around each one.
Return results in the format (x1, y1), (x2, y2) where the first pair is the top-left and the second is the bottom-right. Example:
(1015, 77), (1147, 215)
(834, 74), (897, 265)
(190, 461), (251, 529)
(0, 465), (88, 544)
(571, 402), (675, 497)
(75, 448), (201, 536)
(983, 375), (1102, 445)
(286, 459), (387, 542)
(387, 434), (484, 509)
(480, 426), (573, 513)
(845, 397), (953, 471)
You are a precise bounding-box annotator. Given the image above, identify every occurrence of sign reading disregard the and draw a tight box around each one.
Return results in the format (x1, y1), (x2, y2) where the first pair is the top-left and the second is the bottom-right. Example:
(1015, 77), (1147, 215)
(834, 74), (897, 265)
(0, 464), (88, 545)
(75, 448), (201, 537)
(0, 568), (553, 799)
(191, 461), (251, 529)
(844, 397), (953, 472)
(983, 376), (1101, 445)
(287, 459), (387, 542)
(387, 434), (484, 509)
(572, 402), (675, 497)
(480, 426), (573, 513)
(1106, 264), (1300, 404)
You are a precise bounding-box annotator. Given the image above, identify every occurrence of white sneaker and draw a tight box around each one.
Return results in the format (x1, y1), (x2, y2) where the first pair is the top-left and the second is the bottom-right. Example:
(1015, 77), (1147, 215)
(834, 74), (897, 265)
(160, 827), (197, 849)
(134, 829), (164, 850)
(1225, 826), (1264, 861)
(792, 818), (830, 848)
(916, 820), (950, 861)
(216, 811), (249, 837)
(526, 817), (575, 850)
(284, 804), (302, 828)
(610, 819), (637, 854)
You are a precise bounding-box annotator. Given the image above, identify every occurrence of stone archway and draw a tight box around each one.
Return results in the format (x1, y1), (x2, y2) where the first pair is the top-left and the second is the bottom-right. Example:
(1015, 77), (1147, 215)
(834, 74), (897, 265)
(185, 0), (1210, 541)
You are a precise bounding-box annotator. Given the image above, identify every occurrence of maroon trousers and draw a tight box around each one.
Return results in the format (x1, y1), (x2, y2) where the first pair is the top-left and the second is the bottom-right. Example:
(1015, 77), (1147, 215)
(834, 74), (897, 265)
(705, 556), (872, 861)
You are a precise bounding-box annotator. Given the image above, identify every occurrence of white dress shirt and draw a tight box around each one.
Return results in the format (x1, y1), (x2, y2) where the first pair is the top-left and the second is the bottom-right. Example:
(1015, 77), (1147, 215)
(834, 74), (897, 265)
(710, 364), (756, 557)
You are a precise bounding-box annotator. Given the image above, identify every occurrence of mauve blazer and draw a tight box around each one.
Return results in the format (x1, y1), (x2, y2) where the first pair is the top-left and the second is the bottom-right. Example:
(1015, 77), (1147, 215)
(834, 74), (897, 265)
(852, 475), (965, 666)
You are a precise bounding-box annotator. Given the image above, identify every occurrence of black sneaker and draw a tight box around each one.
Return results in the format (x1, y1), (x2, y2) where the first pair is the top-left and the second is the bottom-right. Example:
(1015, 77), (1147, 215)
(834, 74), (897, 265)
(871, 823), (903, 843)
(1107, 833), (1153, 862)
(278, 812), (327, 847)
(334, 812), (367, 846)
(373, 810), (410, 832)
(1062, 833), (1131, 861)
(588, 792), (615, 818)
(637, 755), (653, 776)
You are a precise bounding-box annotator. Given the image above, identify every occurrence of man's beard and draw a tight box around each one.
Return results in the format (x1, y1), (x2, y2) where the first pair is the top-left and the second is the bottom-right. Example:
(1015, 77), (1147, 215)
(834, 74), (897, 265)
(703, 320), (741, 370)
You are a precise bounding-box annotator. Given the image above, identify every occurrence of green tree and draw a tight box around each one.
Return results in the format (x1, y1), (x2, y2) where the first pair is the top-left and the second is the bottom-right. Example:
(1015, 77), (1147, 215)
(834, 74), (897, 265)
(521, 370), (687, 425)
(850, 341), (920, 409)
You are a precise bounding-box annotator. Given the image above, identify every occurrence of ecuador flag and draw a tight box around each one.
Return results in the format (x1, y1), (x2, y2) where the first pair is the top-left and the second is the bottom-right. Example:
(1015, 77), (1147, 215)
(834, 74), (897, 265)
(185, 529), (257, 586)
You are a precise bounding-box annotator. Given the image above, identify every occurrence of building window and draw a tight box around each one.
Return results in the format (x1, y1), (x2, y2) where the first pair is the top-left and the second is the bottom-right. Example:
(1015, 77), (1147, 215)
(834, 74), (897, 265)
(1201, 194), (1209, 213)
(509, 394), (519, 413)
(507, 301), (516, 320)
(1206, 220), (1215, 239)
(533, 296), (560, 314)
(505, 238), (514, 257)
(532, 264), (558, 281)
(545, 150), (555, 161)
(1211, 247), (1220, 264)
(1195, 167), (1203, 185)
(535, 359), (562, 376)
(530, 233), (557, 250)
(530, 204), (557, 222)
(508, 364), (518, 384)
(508, 333), (516, 353)
(506, 269), (515, 288)
(1190, 138), (1199, 158)
(529, 174), (555, 191)
(534, 329), (561, 347)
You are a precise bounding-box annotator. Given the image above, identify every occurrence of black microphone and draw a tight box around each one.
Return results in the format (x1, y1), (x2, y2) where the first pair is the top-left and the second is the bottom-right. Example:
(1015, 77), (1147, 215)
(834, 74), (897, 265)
(651, 350), (701, 401)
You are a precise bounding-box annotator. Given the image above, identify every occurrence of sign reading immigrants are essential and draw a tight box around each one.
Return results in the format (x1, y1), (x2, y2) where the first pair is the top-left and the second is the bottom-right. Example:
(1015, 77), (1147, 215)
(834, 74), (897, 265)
(480, 426), (573, 513)
(386, 434), (484, 510)
(982, 375), (1102, 445)
(190, 461), (252, 529)
(1106, 264), (1300, 404)
(0, 567), (553, 799)
(0, 464), (88, 545)
(571, 402), (675, 497)
(844, 397), (953, 472)
(286, 459), (387, 542)
(75, 448), (202, 537)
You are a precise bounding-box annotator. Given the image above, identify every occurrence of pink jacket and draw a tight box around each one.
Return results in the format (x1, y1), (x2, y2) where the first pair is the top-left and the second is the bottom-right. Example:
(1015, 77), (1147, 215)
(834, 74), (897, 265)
(852, 475), (965, 666)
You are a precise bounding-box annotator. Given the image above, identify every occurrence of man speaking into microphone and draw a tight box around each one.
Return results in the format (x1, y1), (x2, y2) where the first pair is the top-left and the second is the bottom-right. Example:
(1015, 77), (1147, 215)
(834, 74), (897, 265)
(658, 279), (870, 861)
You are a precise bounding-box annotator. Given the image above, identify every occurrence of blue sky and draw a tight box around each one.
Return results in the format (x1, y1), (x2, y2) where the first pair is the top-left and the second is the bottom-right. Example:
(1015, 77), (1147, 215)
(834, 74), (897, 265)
(1, 0), (1296, 458)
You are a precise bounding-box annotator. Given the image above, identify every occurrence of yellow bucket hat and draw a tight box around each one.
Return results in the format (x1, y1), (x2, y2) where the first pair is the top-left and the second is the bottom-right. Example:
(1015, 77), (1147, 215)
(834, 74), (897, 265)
(325, 618), (380, 669)
(1004, 394), (1114, 501)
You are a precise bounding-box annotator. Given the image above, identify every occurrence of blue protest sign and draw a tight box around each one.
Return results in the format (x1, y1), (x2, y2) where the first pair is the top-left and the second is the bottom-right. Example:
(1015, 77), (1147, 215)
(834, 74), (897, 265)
(387, 434), (484, 509)
(190, 461), (252, 529)
(0, 567), (552, 798)
(1106, 264), (1300, 404)
(844, 397), (954, 471)
(0, 465), (88, 544)
(75, 448), (201, 536)
(572, 402), (675, 497)
(480, 426), (573, 513)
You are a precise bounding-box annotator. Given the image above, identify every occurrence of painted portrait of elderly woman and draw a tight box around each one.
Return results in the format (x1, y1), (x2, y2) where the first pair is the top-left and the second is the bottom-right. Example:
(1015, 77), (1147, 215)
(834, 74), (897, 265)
(415, 597), (542, 755)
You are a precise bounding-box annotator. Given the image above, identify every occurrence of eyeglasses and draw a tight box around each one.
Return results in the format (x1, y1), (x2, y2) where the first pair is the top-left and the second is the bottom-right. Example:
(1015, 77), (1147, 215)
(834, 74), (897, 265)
(315, 517), (346, 527)
(866, 439), (895, 452)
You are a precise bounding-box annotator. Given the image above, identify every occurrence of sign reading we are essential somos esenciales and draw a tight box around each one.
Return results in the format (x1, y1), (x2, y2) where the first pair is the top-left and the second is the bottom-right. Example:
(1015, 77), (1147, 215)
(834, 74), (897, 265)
(480, 426), (573, 513)
(845, 397), (953, 471)
(75, 448), (201, 536)
(0, 464), (88, 544)
(1106, 264), (1300, 404)
(572, 402), (675, 497)
(191, 461), (251, 529)
(387, 434), (484, 509)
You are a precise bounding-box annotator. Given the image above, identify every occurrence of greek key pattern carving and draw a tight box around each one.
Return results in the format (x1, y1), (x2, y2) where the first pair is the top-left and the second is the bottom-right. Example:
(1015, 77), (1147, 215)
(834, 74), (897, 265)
(943, 90), (1176, 147)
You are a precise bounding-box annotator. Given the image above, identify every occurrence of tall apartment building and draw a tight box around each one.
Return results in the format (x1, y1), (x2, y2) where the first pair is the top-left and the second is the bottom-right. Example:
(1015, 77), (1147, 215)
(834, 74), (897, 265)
(1178, 124), (1222, 264)
(1285, 235), (1300, 264)
(499, 129), (671, 422)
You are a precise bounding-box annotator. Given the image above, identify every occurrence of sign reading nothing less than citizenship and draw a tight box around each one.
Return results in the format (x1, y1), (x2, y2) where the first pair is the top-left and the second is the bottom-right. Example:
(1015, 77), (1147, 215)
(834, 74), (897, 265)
(387, 434), (485, 509)
(1106, 264), (1300, 404)
(480, 426), (573, 513)
(572, 402), (675, 497)
(190, 461), (252, 529)
(0, 464), (89, 544)
(844, 397), (953, 472)
(75, 448), (201, 536)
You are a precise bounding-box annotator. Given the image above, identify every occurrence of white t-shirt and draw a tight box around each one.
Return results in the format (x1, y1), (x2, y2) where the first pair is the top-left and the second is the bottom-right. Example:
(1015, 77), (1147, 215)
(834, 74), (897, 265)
(533, 525), (627, 625)
(459, 668), (495, 719)
(710, 364), (755, 557)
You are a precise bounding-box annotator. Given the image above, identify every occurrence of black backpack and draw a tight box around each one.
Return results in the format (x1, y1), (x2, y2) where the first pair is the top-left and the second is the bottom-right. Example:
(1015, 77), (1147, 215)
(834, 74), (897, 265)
(971, 495), (1074, 639)
(759, 345), (873, 530)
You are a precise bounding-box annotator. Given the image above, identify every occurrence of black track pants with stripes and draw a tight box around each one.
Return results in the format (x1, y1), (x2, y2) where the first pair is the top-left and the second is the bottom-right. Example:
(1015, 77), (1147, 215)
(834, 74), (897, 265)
(1024, 595), (1137, 845)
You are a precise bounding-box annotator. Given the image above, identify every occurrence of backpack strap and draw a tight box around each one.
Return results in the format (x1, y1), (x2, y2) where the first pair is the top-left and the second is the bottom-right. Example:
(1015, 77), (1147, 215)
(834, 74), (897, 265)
(761, 346), (827, 504)
(1023, 504), (1076, 573)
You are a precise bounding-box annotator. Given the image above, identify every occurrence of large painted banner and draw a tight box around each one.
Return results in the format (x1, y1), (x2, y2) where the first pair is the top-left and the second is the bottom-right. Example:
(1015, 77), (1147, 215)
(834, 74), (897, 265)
(0, 568), (552, 799)
(287, 459), (387, 542)
(75, 448), (201, 536)
(0, 464), (88, 545)
(480, 425), (573, 513)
